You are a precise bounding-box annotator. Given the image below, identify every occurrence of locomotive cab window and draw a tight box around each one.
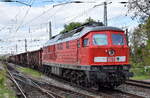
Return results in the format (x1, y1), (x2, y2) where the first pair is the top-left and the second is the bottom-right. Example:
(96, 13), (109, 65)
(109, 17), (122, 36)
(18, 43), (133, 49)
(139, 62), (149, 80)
(93, 34), (108, 45)
(112, 34), (124, 45)
(83, 38), (89, 47)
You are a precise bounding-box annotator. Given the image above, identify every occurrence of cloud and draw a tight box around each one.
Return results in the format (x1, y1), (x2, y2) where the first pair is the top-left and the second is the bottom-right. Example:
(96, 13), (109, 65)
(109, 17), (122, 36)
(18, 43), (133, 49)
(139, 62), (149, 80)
(0, 0), (139, 54)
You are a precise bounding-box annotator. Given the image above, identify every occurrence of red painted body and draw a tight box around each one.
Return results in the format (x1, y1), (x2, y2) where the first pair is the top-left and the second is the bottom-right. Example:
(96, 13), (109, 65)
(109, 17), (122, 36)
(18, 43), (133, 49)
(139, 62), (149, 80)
(42, 30), (129, 66)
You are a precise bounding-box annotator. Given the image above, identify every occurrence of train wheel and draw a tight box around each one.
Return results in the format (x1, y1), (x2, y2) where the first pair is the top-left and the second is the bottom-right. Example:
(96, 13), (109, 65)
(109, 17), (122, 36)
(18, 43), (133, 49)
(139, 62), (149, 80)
(70, 71), (78, 84)
(76, 71), (90, 88)
(62, 69), (71, 82)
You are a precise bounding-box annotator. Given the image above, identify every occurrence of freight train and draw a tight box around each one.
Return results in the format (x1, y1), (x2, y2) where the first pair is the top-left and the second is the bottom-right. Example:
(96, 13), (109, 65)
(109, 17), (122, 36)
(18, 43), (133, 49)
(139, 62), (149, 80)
(9, 24), (133, 89)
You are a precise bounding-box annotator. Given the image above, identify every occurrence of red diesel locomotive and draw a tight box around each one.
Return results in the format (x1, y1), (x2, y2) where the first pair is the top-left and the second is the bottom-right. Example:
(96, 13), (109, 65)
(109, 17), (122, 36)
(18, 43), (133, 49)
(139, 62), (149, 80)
(9, 25), (133, 88)
(42, 25), (133, 88)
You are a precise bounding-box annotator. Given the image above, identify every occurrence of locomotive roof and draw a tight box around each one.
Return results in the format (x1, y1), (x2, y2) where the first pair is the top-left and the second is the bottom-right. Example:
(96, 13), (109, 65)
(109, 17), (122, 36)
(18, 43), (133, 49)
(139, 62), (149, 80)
(44, 26), (124, 46)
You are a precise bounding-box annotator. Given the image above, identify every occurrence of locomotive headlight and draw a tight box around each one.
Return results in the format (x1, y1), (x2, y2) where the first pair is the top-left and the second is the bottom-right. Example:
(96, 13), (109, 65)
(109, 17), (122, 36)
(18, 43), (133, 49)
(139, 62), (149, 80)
(108, 49), (115, 56)
(115, 56), (126, 62)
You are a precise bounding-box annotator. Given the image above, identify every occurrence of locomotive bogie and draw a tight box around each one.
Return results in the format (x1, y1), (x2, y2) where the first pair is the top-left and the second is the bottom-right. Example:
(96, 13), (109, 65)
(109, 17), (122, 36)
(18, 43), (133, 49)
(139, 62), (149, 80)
(45, 63), (132, 88)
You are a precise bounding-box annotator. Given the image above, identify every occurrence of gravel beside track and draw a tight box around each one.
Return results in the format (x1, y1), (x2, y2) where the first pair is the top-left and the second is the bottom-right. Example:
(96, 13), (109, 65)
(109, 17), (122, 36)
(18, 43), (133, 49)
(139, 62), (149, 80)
(116, 80), (150, 98)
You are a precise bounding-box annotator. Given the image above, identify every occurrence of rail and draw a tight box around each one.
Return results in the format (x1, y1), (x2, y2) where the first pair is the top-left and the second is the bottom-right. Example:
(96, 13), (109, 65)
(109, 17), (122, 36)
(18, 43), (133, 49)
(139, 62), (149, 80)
(126, 79), (150, 89)
(6, 67), (27, 98)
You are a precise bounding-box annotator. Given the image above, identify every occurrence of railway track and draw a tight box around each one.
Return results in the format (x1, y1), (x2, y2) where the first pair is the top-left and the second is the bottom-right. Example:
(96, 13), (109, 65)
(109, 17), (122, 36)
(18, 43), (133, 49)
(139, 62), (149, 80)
(126, 79), (150, 89)
(6, 65), (63, 98)
(44, 69), (144, 98)
(117, 80), (150, 98)
(4, 62), (95, 98)
(4, 62), (146, 98)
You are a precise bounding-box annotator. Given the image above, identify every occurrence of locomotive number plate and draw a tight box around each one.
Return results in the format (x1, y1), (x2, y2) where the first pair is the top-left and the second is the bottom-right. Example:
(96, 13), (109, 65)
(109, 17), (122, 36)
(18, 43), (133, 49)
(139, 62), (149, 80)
(107, 57), (115, 62)
(94, 56), (126, 62)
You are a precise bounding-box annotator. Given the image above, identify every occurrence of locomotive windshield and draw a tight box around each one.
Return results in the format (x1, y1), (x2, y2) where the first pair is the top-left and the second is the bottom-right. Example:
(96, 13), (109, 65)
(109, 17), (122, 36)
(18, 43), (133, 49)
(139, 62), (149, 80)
(93, 34), (108, 45)
(112, 34), (124, 45)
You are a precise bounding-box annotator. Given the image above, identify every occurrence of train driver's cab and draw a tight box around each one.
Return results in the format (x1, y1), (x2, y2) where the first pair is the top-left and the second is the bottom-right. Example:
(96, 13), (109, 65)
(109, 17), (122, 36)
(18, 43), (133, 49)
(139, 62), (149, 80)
(92, 32), (126, 46)
(82, 31), (126, 47)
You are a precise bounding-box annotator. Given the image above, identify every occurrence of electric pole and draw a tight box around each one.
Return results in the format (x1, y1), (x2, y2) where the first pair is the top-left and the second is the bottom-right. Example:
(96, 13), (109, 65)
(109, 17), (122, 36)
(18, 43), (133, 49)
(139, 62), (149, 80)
(49, 21), (52, 40)
(94, 2), (111, 26)
(15, 44), (18, 54)
(125, 28), (129, 46)
(29, 27), (31, 33)
(25, 39), (27, 52)
(104, 2), (107, 26)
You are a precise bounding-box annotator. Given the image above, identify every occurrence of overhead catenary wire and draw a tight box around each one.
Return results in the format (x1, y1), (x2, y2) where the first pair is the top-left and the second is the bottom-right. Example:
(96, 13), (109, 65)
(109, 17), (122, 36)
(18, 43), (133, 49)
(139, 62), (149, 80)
(13, 1), (102, 32)
(14, 4), (67, 37)
(22, 8), (53, 26)
(22, 4), (65, 27)
(20, 0), (66, 27)
(19, 1), (96, 28)
(15, 7), (31, 32)
(17, 1), (131, 29)
(15, 0), (35, 32)
(66, 5), (97, 23)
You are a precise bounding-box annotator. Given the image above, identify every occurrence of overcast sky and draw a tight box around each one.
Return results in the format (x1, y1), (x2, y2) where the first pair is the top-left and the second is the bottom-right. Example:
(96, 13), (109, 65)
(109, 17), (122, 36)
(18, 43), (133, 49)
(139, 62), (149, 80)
(0, 0), (139, 54)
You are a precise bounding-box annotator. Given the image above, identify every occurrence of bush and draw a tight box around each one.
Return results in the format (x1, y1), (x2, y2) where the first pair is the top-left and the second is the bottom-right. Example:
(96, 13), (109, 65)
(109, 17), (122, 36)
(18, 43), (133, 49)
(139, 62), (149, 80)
(0, 77), (4, 86)
(131, 67), (145, 76)
(144, 67), (150, 75)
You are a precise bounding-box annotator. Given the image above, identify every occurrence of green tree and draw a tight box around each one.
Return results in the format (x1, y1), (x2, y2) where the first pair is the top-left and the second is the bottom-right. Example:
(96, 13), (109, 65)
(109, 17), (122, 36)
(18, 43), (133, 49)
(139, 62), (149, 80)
(130, 17), (150, 67)
(130, 25), (145, 64)
(143, 17), (150, 40)
(60, 22), (82, 34)
(60, 18), (103, 34)
(143, 40), (150, 66)
(85, 17), (96, 23)
(128, 0), (150, 20)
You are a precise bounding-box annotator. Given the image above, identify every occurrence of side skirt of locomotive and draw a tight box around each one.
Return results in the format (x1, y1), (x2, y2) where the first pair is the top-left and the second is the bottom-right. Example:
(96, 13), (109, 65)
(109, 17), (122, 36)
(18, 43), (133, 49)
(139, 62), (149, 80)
(42, 62), (133, 89)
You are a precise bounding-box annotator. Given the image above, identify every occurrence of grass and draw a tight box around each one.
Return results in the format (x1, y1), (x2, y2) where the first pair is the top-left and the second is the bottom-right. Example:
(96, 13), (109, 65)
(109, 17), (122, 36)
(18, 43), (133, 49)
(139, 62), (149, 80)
(131, 75), (150, 80)
(17, 67), (43, 78)
(0, 69), (16, 98)
(130, 67), (150, 80)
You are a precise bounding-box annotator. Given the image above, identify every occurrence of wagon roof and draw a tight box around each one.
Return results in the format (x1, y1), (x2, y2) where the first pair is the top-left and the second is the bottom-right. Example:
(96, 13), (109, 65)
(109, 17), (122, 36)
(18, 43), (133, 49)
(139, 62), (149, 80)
(44, 26), (123, 46)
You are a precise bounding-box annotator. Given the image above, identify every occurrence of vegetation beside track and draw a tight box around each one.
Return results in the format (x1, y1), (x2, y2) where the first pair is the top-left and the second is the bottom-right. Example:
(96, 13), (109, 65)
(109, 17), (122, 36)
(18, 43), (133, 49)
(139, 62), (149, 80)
(130, 63), (150, 80)
(131, 75), (150, 80)
(0, 63), (16, 98)
(129, 17), (150, 80)
(17, 67), (43, 78)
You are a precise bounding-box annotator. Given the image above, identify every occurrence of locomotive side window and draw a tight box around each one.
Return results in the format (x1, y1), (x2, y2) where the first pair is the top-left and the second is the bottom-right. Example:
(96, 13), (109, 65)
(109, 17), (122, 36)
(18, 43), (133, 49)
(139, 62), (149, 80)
(66, 41), (69, 49)
(112, 34), (124, 45)
(60, 43), (63, 49)
(93, 34), (108, 45)
(77, 40), (80, 48)
(83, 38), (89, 47)
(57, 43), (63, 50)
